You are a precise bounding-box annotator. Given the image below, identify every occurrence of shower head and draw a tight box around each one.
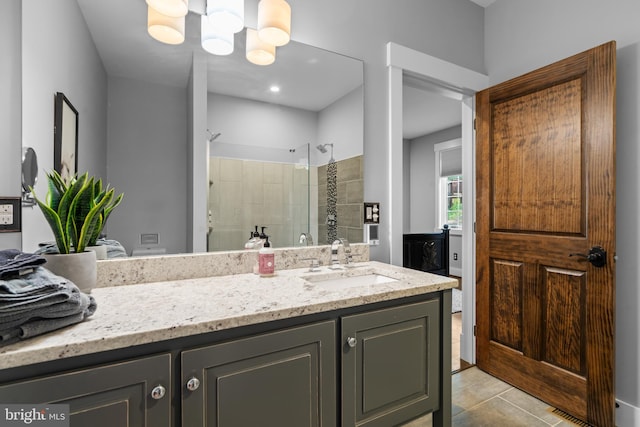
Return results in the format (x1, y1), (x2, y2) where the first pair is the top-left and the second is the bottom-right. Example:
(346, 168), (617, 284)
(206, 129), (221, 143)
(316, 143), (333, 153)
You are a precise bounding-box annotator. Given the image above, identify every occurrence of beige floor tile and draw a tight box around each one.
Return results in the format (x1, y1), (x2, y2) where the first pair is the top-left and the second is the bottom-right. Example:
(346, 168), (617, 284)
(453, 395), (551, 427)
(452, 367), (513, 412)
(499, 388), (561, 425)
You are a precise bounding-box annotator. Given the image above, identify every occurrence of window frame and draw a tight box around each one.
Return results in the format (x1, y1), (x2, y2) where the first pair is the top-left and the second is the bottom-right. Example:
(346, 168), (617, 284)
(434, 138), (463, 232)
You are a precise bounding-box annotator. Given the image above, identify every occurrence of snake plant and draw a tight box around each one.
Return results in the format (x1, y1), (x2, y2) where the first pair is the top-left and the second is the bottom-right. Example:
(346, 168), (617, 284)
(32, 171), (123, 254)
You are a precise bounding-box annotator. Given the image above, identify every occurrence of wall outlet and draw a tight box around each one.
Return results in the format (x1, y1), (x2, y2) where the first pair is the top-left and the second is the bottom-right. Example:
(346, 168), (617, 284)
(453, 252), (458, 261)
(0, 198), (21, 232)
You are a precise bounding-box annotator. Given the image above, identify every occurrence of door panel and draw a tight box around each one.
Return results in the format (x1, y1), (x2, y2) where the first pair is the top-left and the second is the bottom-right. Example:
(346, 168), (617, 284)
(476, 41), (616, 427)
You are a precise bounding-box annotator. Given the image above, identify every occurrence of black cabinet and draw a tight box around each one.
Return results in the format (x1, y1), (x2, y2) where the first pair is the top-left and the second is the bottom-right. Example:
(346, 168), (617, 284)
(0, 353), (171, 427)
(403, 227), (450, 277)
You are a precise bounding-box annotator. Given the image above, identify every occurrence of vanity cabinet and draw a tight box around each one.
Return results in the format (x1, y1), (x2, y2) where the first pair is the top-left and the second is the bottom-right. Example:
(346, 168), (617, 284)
(341, 300), (442, 427)
(0, 291), (451, 427)
(181, 321), (337, 427)
(0, 353), (171, 427)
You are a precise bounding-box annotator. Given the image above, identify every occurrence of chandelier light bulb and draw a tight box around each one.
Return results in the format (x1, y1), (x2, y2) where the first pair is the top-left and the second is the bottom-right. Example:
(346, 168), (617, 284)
(257, 0), (291, 47)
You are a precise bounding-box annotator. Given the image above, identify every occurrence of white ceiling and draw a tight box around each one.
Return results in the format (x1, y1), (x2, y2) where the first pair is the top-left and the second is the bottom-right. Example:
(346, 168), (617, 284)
(76, 0), (480, 140)
(469, 0), (496, 7)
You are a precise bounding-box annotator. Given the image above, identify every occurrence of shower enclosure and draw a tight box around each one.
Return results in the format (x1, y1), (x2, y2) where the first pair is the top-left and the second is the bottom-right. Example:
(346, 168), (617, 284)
(208, 142), (314, 251)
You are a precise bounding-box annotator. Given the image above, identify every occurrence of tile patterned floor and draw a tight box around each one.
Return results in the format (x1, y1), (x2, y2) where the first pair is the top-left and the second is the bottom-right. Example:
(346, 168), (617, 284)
(402, 367), (581, 426)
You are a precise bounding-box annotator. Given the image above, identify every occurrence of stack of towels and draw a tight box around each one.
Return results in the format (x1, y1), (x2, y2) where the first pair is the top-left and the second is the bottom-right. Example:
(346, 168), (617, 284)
(0, 249), (97, 347)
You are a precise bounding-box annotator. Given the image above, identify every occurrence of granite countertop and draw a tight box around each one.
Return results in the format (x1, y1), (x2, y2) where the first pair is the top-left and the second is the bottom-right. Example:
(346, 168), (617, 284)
(0, 261), (456, 370)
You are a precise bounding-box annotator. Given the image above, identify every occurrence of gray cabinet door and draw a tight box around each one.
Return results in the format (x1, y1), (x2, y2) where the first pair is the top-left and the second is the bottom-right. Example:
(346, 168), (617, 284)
(0, 353), (171, 427)
(342, 300), (440, 427)
(181, 321), (336, 427)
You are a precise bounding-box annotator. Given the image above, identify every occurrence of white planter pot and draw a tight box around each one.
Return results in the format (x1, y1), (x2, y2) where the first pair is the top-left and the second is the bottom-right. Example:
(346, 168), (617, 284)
(87, 245), (108, 260)
(43, 251), (97, 294)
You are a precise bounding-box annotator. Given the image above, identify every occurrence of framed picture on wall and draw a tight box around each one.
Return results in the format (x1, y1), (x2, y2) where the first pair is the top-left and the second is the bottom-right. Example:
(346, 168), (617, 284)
(54, 92), (79, 183)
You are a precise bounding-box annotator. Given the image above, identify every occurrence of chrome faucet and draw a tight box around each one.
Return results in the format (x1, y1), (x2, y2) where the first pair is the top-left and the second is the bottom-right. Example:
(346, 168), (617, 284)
(299, 232), (313, 246)
(331, 238), (351, 267)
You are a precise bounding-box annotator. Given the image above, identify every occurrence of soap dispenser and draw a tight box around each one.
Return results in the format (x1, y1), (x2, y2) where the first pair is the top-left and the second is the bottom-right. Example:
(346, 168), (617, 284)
(258, 236), (275, 277)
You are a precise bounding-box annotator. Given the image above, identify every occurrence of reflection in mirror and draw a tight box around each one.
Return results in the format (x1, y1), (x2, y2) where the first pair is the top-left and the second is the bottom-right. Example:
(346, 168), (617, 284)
(23, 1), (364, 255)
(53, 92), (79, 183)
(21, 147), (38, 207)
(206, 29), (364, 251)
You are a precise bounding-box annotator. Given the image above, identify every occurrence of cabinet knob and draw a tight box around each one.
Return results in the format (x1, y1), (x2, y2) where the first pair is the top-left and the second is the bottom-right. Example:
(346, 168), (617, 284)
(346, 336), (357, 348)
(150, 384), (166, 400)
(186, 377), (201, 391)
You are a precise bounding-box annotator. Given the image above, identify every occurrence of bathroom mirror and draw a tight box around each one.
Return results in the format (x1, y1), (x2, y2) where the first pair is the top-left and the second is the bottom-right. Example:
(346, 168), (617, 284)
(21, 0), (364, 255)
(21, 147), (38, 207)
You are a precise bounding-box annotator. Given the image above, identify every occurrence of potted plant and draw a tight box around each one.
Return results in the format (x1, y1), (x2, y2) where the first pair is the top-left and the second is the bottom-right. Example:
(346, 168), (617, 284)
(31, 170), (122, 292)
(85, 178), (124, 259)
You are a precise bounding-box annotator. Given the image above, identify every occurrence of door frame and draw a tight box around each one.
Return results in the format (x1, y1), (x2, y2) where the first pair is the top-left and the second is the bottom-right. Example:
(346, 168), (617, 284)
(386, 42), (488, 363)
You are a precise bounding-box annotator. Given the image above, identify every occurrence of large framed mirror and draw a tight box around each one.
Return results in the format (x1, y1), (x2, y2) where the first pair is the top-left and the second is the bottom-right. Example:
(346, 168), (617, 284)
(21, 0), (364, 256)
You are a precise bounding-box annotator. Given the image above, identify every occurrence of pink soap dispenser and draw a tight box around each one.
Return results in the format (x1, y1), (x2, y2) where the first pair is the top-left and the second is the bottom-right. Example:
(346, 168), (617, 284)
(258, 236), (275, 277)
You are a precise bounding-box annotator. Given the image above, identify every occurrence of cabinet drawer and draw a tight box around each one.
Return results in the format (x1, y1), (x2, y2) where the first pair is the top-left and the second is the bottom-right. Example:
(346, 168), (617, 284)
(342, 300), (440, 427)
(0, 353), (171, 427)
(182, 320), (336, 427)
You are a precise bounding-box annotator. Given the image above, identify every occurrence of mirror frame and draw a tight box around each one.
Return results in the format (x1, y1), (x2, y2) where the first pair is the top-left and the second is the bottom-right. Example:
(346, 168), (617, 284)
(53, 92), (79, 182)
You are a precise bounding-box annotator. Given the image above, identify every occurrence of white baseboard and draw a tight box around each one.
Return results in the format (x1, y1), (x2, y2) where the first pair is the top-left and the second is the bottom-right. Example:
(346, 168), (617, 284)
(450, 267), (462, 277)
(617, 398), (640, 427)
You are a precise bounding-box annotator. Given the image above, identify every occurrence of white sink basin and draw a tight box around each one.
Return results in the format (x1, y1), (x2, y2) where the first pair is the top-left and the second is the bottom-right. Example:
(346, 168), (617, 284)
(304, 272), (398, 289)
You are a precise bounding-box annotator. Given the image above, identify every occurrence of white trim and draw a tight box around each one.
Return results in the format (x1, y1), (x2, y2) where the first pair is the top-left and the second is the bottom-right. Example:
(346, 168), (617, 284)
(434, 138), (462, 152)
(616, 399), (640, 427)
(387, 42), (488, 364)
(449, 267), (463, 278)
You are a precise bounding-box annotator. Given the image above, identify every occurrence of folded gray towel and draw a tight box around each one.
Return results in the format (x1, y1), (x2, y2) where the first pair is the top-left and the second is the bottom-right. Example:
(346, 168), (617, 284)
(0, 249), (46, 279)
(0, 268), (73, 315)
(0, 286), (84, 329)
(0, 311), (90, 347)
(0, 267), (98, 347)
(35, 239), (129, 258)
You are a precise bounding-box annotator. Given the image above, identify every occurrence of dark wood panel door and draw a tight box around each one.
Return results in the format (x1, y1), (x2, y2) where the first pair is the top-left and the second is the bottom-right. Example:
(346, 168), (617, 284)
(476, 42), (616, 427)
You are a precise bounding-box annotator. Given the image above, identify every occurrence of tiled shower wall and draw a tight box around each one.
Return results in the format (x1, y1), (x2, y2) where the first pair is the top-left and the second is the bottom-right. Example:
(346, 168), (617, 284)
(317, 155), (364, 245)
(208, 157), (316, 251)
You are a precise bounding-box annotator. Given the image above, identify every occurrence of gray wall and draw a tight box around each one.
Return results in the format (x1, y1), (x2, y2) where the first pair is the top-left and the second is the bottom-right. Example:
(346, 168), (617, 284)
(242, 0), (486, 262)
(0, 0), (21, 250)
(485, 0), (640, 420)
(106, 76), (188, 255)
(20, 0), (107, 252)
(406, 126), (462, 275)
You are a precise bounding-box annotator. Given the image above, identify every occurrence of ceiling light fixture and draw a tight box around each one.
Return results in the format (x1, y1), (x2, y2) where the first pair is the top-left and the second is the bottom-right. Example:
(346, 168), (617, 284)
(146, 0), (292, 66)
(246, 28), (276, 66)
(201, 14), (234, 55)
(200, 0), (244, 56)
(146, 0), (189, 18)
(207, 0), (244, 33)
(257, 0), (291, 47)
(147, 6), (186, 45)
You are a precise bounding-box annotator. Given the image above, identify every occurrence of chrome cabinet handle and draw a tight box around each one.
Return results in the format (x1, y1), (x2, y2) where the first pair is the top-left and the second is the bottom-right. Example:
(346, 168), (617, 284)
(151, 384), (166, 400)
(346, 336), (357, 348)
(186, 377), (200, 391)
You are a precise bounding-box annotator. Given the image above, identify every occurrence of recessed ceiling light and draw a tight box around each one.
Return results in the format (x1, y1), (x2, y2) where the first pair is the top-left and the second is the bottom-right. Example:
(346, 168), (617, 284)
(270, 85), (281, 93)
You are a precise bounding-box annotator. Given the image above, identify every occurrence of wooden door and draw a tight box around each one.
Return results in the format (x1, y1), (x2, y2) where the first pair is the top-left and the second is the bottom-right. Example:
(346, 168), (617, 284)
(476, 42), (616, 427)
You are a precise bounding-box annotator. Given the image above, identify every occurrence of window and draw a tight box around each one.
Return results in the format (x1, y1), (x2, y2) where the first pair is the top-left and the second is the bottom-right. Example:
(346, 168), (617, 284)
(434, 139), (462, 231)
(442, 175), (462, 229)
